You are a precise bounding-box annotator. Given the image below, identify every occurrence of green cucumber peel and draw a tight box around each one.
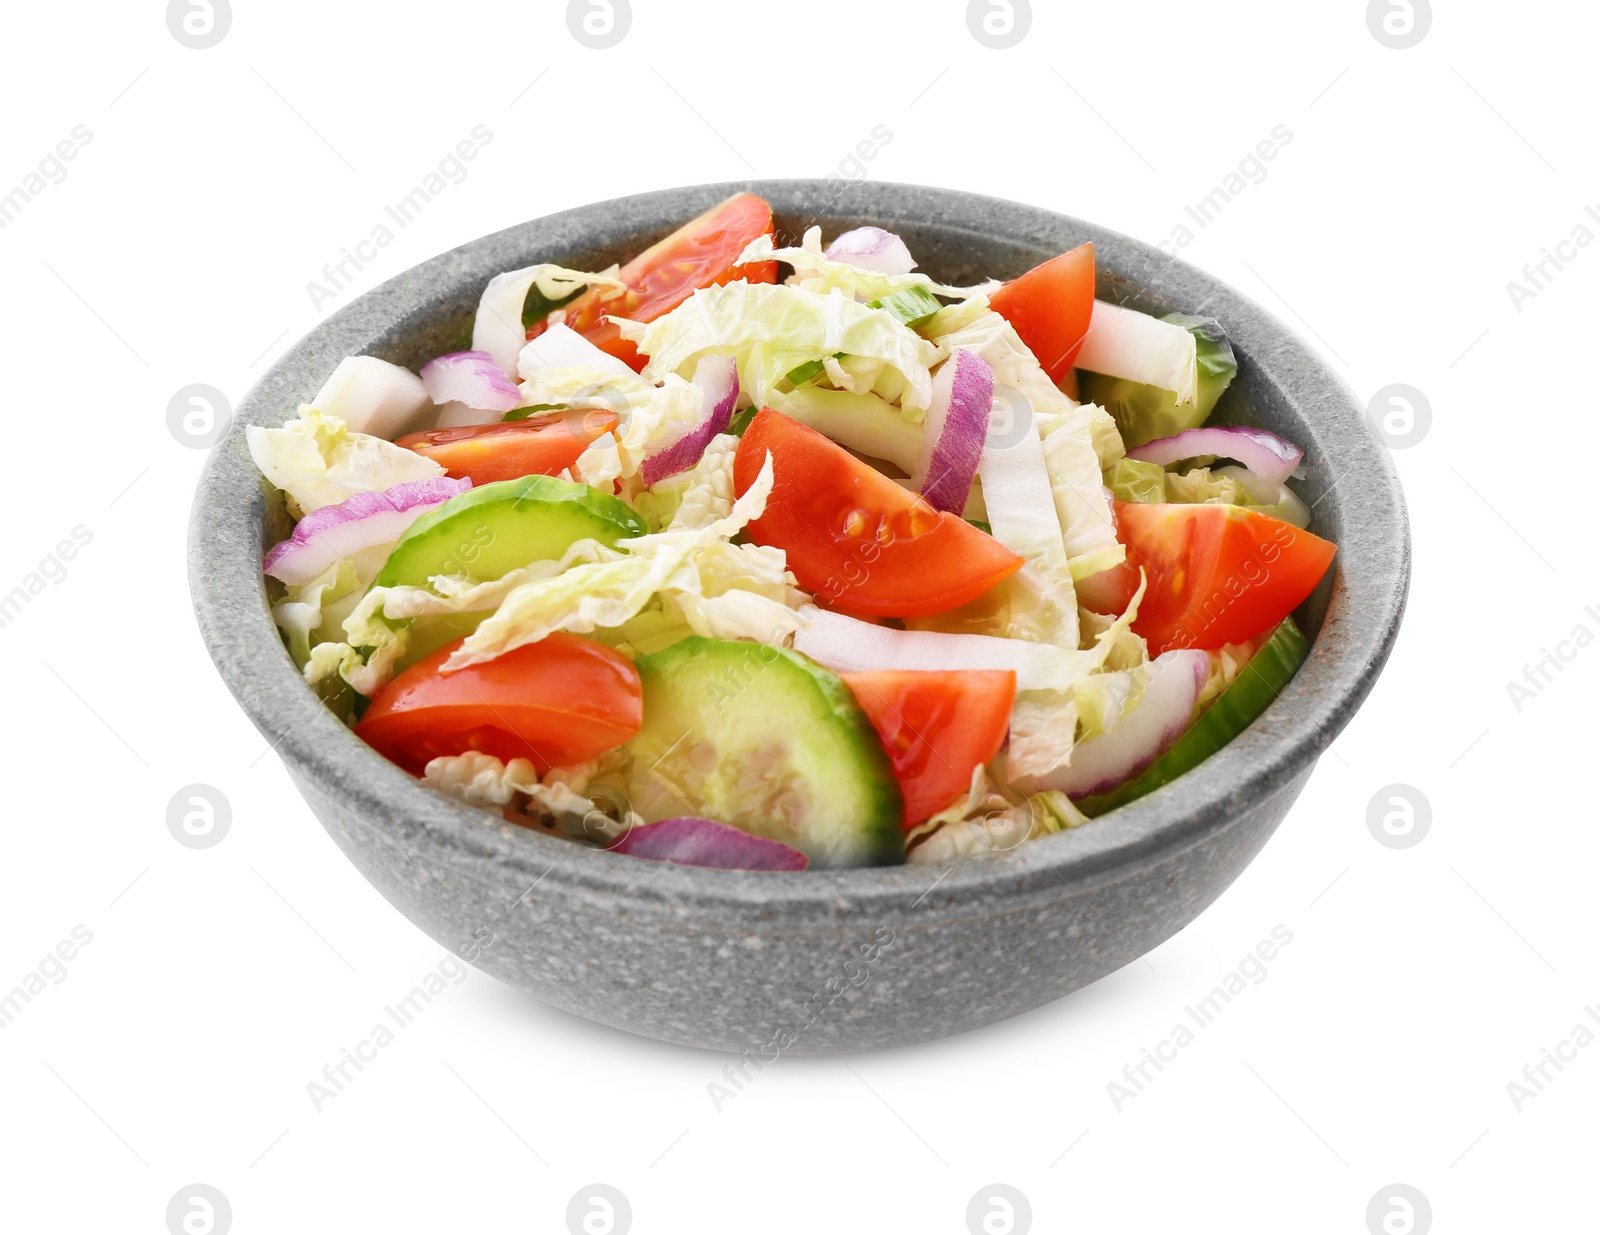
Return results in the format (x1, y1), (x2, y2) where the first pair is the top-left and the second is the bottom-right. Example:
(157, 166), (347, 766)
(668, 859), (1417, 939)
(1076, 618), (1310, 817)
(374, 474), (645, 589)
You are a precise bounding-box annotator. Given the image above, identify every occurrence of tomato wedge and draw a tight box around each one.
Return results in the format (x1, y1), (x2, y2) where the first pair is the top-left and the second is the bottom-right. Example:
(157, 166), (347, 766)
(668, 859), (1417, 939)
(527, 192), (778, 372)
(355, 633), (642, 776)
(733, 410), (1024, 618)
(842, 670), (1017, 828)
(395, 410), (618, 485)
(1082, 503), (1336, 655)
(989, 242), (1096, 382)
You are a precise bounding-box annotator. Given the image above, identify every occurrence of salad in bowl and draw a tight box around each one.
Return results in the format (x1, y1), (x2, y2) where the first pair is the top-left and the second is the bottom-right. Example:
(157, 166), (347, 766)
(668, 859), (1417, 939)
(247, 192), (1335, 873)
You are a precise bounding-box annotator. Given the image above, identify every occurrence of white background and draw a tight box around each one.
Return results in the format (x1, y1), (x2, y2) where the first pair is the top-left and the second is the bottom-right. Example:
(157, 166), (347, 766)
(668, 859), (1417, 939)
(1, 1), (1593, 1231)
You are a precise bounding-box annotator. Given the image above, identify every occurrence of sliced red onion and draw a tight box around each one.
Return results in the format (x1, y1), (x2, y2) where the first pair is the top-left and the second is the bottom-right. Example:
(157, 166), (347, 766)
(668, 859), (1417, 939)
(912, 349), (992, 514)
(824, 226), (916, 276)
(1036, 650), (1209, 799)
(262, 476), (470, 587)
(1126, 425), (1304, 487)
(313, 356), (433, 439)
(608, 816), (809, 871)
(420, 350), (522, 414)
(794, 606), (1087, 693)
(638, 355), (740, 486)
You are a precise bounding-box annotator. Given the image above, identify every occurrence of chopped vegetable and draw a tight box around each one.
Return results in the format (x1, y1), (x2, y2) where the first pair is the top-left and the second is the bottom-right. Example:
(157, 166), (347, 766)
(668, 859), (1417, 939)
(473, 261), (627, 375)
(1104, 457), (1168, 504)
(766, 387), (921, 473)
(609, 816), (809, 871)
(1075, 301), (1199, 408)
(842, 669), (1017, 827)
(911, 349), (993, 515)
(263, 477), (470, 588)
(1081, 313), (1237, 448)
(741, 228), (998, 303)
(1205, 464), (1311, 529)
(870, 285), (943, 327)
(527, 191), (777, 371)
(311, 356), (434, 440)
(418, 350), (523, 416)
(617, 280), (941, 415)
(987, 242), (1096, 381)
(356, 633), (642, 776)
(922, 298), (1122, 567)
(248, 405), (444, 517)
(1087, 502), (1335, 654)
(1078, 619), (1309, 816)
(518, 321), (637, 381)
(1017, 650), (1209, 798)
(396, 410), (618, 485)
(734, 409), (1023, 617)
(626, 637), (904, 869)
(823, 226), (917, 275)
(638, 354), (739, 486)
(974, 385), (1074, 592)
(794, 606), (1097, 694)
(1127, 425), (1303, 487)
(445, 451), (805, 671)
(374, 474), (647, 590)
(783, 286), (945, 388)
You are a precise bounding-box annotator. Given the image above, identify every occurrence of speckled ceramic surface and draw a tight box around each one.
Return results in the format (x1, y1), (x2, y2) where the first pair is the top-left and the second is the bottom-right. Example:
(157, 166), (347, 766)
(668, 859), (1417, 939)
(189, 181), (1409, 1053)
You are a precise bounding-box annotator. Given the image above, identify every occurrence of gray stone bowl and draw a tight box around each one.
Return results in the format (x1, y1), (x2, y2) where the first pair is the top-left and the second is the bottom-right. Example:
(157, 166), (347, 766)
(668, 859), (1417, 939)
(190, 180), (1408, 1053)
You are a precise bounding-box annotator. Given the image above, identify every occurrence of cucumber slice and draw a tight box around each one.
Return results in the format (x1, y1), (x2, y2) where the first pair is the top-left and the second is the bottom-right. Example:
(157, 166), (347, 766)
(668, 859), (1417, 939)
(1076, 618), (1310, 817)
(375, 475), (645, 588)
(1079, 312), (1238, 449)
(626, 637), (904, 868)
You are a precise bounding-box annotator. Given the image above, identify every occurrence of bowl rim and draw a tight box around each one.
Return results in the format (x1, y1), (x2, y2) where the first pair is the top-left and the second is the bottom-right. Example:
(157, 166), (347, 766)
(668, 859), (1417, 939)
(189, 178), (1410, 914)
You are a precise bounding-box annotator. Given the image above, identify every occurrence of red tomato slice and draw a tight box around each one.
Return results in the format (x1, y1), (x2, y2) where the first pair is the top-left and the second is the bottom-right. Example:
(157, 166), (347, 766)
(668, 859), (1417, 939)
(733, 410), (1024, 618)
(989, 242), (1096, 382)
(527, 192), (778, 372)
(842, 670), (1017, 828)
(1086, 503), (1336, 655)
(355, 633), (642, 776)
(395, 410), (618, 485)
